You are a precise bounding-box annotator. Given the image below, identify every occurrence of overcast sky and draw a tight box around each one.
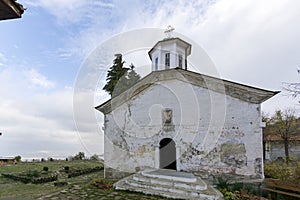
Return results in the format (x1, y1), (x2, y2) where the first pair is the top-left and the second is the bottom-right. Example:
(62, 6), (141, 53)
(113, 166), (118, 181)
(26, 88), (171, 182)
(0, 0), (299, 160)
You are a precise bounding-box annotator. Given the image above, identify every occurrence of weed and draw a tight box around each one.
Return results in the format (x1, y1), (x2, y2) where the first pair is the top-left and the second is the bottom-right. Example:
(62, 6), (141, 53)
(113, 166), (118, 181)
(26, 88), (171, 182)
(216, 177), (230, 190)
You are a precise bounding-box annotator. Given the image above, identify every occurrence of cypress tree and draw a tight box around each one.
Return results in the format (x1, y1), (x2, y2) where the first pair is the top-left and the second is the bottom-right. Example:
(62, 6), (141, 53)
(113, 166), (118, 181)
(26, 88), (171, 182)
(126, 64), (141, 89)
(103, 54), (129, 96)
(103, 54), (141, 97)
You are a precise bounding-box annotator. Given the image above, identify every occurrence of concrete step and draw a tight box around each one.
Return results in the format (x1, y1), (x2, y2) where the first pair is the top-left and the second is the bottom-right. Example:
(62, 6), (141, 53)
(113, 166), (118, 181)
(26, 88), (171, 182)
(141, 168), (198, 183)
(114, 169), (223, 200)
(126, 175), (222, 199)
(115, 178), (188, 199)
(132, 172), (207, 191)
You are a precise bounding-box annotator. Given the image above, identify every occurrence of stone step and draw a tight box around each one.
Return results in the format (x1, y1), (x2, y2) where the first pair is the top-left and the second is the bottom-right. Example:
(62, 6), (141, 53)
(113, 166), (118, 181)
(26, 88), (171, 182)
(141, 168), (198, 183)
(114, 170), (224, 200)
(126, 176), (222, 199)
(115, 178), (188, 199)
(132, 172), (207, 191)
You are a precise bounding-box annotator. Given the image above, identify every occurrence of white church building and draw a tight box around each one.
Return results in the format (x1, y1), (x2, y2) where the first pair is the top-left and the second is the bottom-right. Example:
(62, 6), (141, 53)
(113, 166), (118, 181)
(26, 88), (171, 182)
(96, 36), (278, 181)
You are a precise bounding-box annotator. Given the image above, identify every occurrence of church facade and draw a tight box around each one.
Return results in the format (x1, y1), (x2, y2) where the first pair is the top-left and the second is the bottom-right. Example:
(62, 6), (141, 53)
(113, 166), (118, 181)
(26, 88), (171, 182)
(96, 37), (278, 180)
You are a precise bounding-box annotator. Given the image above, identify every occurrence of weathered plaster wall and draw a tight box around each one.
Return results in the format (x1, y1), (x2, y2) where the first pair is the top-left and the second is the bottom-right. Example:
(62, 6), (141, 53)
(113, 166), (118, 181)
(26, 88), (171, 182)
(103, 79), (264, 179)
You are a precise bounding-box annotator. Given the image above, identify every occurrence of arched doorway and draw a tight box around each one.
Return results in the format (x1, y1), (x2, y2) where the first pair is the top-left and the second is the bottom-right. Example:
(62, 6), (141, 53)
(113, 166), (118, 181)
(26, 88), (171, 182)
(159, 138), (176, 170)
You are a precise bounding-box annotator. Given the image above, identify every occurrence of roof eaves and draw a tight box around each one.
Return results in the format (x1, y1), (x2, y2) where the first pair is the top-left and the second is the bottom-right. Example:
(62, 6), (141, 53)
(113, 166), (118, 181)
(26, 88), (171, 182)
(0, 0), (25, 20)
(96, 68), (279, 114)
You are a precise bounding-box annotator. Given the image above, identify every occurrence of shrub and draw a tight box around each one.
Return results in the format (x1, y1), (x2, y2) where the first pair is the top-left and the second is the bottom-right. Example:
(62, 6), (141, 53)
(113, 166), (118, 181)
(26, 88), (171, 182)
(294, 165), (300, 182)
(67, 166), (103, 178)
(26, 170), (40, 178)
(91, 179), (113, 189)
(264, 162), (300, 183)
(2, 173), (57, 184)
(231, 182), (244, 192)
(14, 155), (21, 162)
(32, 175), (58, 184)
(90, 154), (100, 161)
(64, 166), (70, 172)
(217, 177), (230, 190)
(43, 166), (49, 172)
(217, 188), (239, 200)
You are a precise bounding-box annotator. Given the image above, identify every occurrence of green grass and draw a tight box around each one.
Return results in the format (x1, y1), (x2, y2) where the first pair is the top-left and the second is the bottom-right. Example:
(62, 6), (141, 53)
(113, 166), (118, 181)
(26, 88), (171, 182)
(0, 160), (103, 173)
(0, 160), (168, 199)
(0, 160), (103, 199)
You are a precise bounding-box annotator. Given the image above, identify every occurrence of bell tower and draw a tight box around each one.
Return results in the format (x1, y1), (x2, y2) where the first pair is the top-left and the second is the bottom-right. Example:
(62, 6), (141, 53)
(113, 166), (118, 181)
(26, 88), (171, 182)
(148, 26), (191, 71)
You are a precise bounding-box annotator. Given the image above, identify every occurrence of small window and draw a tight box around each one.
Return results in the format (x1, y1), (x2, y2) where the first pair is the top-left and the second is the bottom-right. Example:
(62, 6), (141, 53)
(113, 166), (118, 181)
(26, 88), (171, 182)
(178, 55), (183, 68)
(165, 52), (170, 69)
(155, 57), (158, 71)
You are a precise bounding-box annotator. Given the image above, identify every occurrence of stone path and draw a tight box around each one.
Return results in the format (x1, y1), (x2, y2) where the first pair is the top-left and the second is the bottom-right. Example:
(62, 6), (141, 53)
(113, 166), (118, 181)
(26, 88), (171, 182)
(38, 183), (170, 200)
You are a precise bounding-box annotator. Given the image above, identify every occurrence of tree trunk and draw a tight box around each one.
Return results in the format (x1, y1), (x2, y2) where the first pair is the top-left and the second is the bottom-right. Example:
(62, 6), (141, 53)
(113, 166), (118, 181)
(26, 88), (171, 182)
(284, 138), (289, 164)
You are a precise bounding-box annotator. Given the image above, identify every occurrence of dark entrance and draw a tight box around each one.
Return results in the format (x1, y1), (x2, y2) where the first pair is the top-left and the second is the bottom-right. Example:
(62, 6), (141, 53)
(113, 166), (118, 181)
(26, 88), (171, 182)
(159, 138), (176, 170)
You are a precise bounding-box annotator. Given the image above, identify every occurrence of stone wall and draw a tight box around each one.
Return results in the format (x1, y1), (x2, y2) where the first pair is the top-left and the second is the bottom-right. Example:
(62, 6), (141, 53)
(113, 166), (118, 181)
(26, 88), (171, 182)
(103, 79), (264, 179)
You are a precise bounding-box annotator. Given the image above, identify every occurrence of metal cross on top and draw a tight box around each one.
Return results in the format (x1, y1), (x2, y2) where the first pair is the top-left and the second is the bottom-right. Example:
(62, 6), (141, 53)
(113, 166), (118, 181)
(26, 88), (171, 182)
(164, 25), (175, 38)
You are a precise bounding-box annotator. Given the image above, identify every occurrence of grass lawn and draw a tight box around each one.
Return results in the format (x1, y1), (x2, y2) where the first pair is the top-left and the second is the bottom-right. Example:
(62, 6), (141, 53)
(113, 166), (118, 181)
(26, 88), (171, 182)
(0, 160), (168, 199)
(0, 160), (102, 199)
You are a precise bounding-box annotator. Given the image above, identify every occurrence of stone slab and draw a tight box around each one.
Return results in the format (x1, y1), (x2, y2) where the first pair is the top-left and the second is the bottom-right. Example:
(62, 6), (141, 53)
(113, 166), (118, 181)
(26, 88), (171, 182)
(141, 168), (197, 183)
(132, 172), (207, 190)
(114, 169), (224, 200)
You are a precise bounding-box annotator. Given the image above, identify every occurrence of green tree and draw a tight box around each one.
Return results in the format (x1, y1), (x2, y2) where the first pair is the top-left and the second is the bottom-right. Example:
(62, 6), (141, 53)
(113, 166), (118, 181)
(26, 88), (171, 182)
(103, 54), (129, 96)
(48, 157), (54, 162)
(103, 55), (141, 97)
(126, 64), (141, 89)
(90, 154), (100, 161)
(74, 152), (85, 160)
(14, 155), (21, 162)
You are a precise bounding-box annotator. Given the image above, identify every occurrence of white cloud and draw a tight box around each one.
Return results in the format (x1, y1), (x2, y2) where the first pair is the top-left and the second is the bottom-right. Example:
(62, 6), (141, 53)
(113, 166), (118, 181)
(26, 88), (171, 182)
(0, 65), (103, 159)
(55, 0), (300, 116)
(23, 0), (300, 114)
(0, 89), (80, 158)
(25, 69), (56, 89)
(0, 91), (104, 159)
(0, 52), (7, 67)
(126, 0), (300, 112)
(23, 0), (115, 25)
